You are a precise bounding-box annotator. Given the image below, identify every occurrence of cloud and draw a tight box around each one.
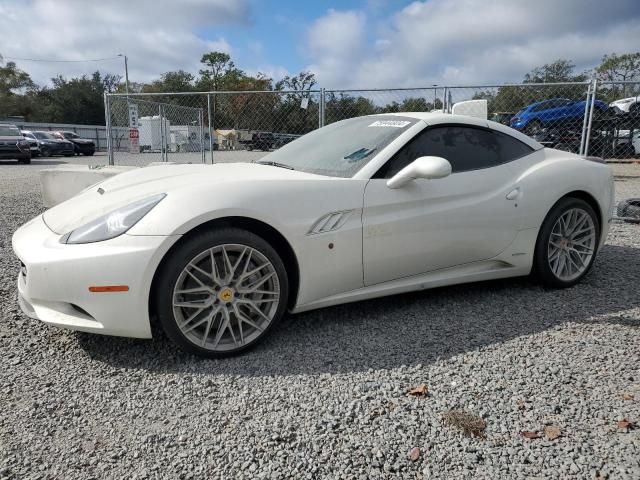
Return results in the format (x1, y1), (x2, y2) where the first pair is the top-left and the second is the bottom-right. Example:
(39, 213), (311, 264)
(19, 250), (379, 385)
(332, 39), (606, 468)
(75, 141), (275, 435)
(305, 0), (640, 88)
(0, 0), (250, 85)
(306, 9), (367, 86)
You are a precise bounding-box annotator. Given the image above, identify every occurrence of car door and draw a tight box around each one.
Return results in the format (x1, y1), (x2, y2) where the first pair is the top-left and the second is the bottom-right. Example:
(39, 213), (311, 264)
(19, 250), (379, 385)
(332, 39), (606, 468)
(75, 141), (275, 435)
(544, 99), (573, 123)
(362, 124), (533, 286)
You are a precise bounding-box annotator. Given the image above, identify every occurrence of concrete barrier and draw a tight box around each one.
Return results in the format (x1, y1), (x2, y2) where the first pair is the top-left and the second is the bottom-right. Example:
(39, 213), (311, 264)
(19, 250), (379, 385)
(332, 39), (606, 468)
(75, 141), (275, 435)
(39, 165), (136, 208)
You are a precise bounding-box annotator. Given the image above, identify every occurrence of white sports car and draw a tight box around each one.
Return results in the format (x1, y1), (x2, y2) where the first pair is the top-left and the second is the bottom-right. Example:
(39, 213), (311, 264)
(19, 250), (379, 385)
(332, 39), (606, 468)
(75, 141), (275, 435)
(13, 113), (614, 357)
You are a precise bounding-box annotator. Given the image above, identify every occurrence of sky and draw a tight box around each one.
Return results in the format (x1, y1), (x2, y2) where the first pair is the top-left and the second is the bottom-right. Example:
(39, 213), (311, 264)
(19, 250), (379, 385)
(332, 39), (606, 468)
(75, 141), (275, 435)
(1, 0), (639, 89)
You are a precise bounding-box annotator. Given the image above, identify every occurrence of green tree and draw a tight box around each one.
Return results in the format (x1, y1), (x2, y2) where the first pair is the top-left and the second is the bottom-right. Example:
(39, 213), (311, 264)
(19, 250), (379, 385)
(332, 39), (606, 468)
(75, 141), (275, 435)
(197, 51), (245, 91)
(272, 72), (318, 133)
(36, 71), (122, 124)
(142, 70), (195, 93)
(524, 59), (587, 83)
(595, 52), (640, 100)
(0, 57), (38, 118)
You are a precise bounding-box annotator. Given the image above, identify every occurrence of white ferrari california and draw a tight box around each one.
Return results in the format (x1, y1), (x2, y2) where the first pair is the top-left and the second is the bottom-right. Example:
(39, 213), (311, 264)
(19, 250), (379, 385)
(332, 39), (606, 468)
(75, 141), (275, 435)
(13, 113), (614, 357)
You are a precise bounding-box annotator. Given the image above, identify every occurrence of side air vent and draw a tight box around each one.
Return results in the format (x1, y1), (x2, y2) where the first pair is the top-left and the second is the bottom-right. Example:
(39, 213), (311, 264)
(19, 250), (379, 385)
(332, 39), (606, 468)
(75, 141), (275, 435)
(308, 210), (354, 235)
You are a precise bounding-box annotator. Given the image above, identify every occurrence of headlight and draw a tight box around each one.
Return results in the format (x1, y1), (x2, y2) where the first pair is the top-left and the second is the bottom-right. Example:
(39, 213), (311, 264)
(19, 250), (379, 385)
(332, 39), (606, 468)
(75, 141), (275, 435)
(61, 193), (166, 244)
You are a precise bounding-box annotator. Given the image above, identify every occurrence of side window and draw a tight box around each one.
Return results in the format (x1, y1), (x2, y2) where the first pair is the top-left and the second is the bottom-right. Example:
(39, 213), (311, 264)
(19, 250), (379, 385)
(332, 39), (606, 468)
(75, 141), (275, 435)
(493, 130), (534, 162)
(377, 126), (533, 178)
(532, 102), (549, 112)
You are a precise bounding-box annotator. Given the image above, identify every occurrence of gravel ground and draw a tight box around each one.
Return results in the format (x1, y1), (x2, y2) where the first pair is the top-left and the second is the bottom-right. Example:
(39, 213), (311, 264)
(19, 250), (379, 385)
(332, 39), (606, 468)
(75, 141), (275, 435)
(0, 159), (639, 479)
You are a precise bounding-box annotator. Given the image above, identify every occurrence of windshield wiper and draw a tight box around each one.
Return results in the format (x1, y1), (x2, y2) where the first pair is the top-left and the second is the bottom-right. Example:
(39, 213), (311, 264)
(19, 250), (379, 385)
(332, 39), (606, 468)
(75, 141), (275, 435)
(256, 160), (295, 170)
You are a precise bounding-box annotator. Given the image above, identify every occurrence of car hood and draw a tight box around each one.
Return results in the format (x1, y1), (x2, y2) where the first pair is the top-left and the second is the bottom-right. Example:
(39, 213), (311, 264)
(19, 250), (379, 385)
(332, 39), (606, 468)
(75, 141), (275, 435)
(43, 162), (326, 234)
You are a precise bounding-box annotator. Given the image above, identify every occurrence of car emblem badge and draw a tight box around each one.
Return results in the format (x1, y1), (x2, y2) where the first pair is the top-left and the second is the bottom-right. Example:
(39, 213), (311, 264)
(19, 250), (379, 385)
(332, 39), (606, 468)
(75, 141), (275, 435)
(218, 288), (234, 303)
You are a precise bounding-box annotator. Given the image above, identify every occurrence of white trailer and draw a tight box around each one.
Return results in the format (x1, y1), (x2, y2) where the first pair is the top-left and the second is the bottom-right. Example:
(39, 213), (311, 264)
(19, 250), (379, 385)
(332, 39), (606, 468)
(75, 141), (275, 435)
(138, 115), (170, 152)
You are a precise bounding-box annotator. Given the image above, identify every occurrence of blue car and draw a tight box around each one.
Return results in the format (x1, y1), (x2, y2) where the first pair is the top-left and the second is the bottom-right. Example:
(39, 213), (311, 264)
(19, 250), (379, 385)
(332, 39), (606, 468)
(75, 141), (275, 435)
(510, 98), (609, 133)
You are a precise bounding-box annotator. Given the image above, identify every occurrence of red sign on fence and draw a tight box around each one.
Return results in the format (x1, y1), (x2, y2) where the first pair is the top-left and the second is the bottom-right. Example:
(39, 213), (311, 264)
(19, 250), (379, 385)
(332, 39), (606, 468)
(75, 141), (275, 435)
(129, 128), (139, 153)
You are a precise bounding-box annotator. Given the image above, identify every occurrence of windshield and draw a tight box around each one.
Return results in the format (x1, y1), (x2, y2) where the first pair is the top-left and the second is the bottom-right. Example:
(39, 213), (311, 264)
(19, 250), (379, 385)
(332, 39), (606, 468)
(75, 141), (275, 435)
(0, 125), (21, 136)
(261, 115), (417, 177)
(33, 132), (56, 140)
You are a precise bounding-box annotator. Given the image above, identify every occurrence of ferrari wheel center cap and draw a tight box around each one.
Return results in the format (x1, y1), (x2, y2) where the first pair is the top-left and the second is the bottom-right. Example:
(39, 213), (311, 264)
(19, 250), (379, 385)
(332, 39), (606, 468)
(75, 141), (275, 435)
(218, 287), (235, 303)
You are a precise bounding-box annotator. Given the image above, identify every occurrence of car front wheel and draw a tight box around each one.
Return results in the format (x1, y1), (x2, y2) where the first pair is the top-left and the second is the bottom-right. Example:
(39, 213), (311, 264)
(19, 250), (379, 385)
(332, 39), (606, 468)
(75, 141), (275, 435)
(533, 197), (600, 288)
(155, 228), (289, 357)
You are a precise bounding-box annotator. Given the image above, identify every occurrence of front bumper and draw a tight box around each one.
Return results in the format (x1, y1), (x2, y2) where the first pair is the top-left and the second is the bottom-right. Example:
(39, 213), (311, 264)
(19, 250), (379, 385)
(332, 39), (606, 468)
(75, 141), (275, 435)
(42, 143), (74, 154)
(0, 146), (30, 159)
(12, 215), (178, 338)
(75, 142), (95, 153)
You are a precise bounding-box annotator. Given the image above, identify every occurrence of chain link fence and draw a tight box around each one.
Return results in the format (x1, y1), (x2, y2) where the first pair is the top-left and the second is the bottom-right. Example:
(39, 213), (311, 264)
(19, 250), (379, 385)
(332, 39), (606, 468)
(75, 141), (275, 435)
(105, 81), (640, 166)
(589, 81), (640, 160)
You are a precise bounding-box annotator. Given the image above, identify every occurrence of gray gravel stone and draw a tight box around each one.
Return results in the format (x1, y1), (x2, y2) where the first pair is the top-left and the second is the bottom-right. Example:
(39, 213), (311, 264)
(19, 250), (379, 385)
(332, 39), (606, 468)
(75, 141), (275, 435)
(0, 158), (639, 479)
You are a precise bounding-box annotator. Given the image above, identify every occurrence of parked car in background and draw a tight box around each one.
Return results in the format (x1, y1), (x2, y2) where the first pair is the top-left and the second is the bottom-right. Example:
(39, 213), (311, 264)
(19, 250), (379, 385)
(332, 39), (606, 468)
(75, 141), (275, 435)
(610, 96), (639, 114)
(52, 131), (96, 156)
(510, 98), (609, 134)
(21, 131), (41, 157)
(612, 130), (640, 157)
(490, 112), (515, 125)
(246, 132), (275, 151)
(0, 124), (31, 164)
(26, 131), (75, 157)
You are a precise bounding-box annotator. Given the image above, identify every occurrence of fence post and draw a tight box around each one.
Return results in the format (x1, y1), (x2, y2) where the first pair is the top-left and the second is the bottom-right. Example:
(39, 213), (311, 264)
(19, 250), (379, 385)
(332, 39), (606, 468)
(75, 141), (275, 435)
(583, 78), (598, 157)
(159, 105), (165, 162)
(443, 87), (449, 113)
(320, 88), (326, 128)
(207, 93), (214, 164)
(95, 127), (100, 151)
(579, 80), (593, 156)
(104, 92), (114, 165)
(318, 88), (323, 128)
(199, 108), (205, 164)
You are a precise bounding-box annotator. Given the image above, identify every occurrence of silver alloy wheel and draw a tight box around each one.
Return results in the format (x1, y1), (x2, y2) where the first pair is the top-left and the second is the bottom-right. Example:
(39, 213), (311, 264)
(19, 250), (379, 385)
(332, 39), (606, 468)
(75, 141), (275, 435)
(547, 207), (596, 282)
(172, 244), (280, 352)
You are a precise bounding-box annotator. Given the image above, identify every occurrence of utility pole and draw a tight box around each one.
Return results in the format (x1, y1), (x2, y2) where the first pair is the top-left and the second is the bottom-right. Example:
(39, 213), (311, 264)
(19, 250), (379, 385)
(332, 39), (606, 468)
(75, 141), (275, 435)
(118, 53), (130, 96)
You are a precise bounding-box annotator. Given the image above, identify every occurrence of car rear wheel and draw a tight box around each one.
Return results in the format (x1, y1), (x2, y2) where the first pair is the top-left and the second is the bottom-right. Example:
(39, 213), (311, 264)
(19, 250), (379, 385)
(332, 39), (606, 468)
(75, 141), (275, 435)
(533, 197), (600, 288)
(40, 147), (51, 157)
(155, 228), (289, 357)
(525, 120), (542, 136)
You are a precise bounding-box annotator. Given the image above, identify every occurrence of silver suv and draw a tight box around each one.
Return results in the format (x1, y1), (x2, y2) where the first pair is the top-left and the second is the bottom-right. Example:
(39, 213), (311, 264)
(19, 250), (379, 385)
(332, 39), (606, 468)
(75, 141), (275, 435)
(0, 124), (31, 164)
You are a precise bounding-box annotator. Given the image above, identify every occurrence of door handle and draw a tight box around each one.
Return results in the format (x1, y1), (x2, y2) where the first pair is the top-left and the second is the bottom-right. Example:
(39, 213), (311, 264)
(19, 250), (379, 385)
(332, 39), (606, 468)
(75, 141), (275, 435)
(506, 188), (521, 200)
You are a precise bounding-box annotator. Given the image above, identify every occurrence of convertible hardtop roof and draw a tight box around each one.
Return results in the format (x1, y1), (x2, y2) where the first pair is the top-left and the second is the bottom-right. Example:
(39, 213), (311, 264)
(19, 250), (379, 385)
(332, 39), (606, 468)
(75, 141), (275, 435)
(377, 112), (543, 150)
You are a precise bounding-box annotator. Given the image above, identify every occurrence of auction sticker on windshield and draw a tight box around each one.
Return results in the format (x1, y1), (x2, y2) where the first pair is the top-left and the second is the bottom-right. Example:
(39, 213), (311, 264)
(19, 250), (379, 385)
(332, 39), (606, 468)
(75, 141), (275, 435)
(368, 120), (411, 128)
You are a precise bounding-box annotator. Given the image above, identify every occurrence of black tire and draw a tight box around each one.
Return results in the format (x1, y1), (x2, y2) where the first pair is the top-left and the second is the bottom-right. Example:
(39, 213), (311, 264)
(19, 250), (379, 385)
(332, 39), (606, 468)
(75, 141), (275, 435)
(64, 153), (73, 157)
(617, 198), (640, 224)
(155, 227), (289, 357)
(40, 147), (51, 157)
(18, 157), (31, 164)
(525, 119), (542, 136)
(554, 142), (578, 154)
(84, 151), (95, 156)
(532, 197), (600, 288)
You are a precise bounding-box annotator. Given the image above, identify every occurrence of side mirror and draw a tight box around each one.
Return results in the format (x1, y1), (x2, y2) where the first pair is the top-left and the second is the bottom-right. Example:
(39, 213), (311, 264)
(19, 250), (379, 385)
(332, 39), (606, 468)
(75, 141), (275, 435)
(386, 156), (452, 189)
